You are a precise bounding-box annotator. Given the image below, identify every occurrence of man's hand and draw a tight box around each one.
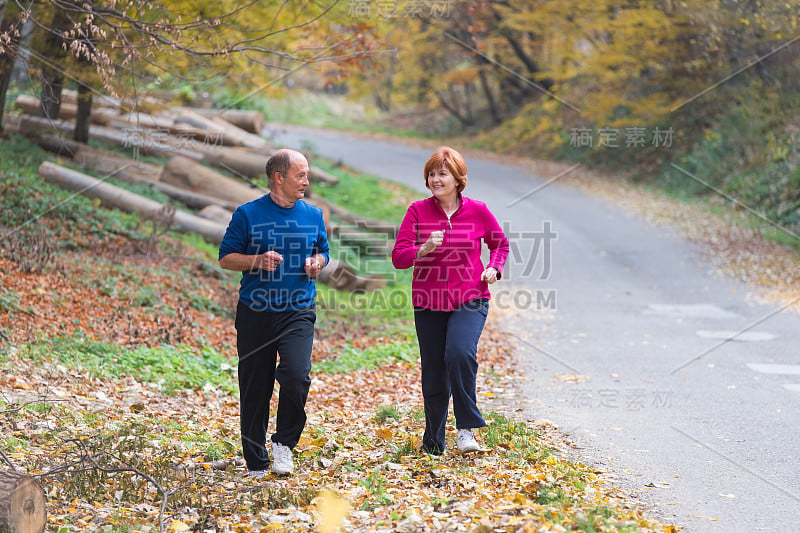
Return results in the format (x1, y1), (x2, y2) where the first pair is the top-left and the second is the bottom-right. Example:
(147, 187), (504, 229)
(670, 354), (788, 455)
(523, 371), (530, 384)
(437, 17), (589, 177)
(256, 251), (283, 272)
(305, 256), (324, 278)
(480, 267), (499, 284)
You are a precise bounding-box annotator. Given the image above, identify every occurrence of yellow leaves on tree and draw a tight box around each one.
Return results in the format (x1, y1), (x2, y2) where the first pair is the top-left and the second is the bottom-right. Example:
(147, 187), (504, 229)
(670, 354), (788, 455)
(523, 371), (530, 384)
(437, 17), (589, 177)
(343, 0), (800, 142)
(443, 66), (480, 85)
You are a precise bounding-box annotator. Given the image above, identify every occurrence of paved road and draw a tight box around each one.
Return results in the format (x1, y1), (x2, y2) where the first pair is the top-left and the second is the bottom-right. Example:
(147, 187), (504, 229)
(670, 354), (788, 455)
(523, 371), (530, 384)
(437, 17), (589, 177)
(271, 124), (800, 532)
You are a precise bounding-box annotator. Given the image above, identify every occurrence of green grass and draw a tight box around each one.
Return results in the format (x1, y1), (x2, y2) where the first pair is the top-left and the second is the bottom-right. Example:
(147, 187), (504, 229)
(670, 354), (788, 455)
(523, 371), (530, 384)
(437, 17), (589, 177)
(314, 338), (417, 374)
(1, 435), (29, 453)
(373, 404), (402, 423)
(389, 436), (418, 463)
(483, 413), (550, 466)
(315, 281), (416, 340)
(312, 158), (423, 225)
(186, 291), (232, 317)
(360, 469), (393, 509)
(16, 333), (237, 395)
(0, 286), (24, 314)
(174, 231), (229, 262)
(0, 134), (147, 251)
(214, 88), (389, 133)
(204, 441), (237, 461)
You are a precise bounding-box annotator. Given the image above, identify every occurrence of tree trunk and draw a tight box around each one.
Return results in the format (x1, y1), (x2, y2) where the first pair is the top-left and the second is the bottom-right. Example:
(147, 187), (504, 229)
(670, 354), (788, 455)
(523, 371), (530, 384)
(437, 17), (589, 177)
(308, 194), (397, 238)
(317, 257), (386, 292)
(156, 137), (335, 184)
(464, 82), (475, 124)
(0, 2), (22, 132)
(72, 0), (95, 141)
(436, 91), (473, 127)
(38, 67), (64, 120)
(14, 95), (335, 185)
(0, 469), (46, 533)
(485, 5), (553, 95)
(184, 144), (266, 179)
(28, 133), (160, 180)
(14, 94), (117, 125)
(16, 95), (77, 120)
(329, 223), (393, 256)
(175, 109), (269, 150)
(16, 114), (205, 160)
(177, 107), (265, 134)
(35, 4), (70, 120)
(39, 162), (228, 245)
(0, 57), (13, 130)
(498, 30), (553, 93)
(60, 87), (120, 110)
(196, 204), (234, 224)
(159, 155), (263, 206)
(73, 83), (92, 142)
(26, 133), (240, 211)
(110, 112), (225, 142)
(374, 53), (396, 112)
(477, 62), (500, 126)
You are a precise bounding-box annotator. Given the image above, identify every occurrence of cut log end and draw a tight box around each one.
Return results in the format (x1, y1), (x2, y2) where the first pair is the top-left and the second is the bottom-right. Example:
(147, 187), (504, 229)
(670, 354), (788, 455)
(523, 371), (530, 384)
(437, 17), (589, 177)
(0, 470), (46, 533)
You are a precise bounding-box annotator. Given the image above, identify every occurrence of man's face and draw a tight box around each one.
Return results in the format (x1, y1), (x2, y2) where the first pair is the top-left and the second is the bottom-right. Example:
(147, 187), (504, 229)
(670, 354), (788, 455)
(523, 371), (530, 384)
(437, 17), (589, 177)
(278, 156), (310, 200)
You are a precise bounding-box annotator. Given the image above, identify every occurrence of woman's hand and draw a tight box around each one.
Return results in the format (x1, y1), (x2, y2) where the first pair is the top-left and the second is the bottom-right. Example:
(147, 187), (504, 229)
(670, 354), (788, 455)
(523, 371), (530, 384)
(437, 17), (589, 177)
(417, 230), (445, 259)
(480, 267), (499, 284)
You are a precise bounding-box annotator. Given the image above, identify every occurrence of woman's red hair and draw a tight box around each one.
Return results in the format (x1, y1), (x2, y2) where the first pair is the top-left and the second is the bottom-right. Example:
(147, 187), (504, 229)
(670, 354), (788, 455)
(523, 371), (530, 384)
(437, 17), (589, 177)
(424, 146), (467, 193)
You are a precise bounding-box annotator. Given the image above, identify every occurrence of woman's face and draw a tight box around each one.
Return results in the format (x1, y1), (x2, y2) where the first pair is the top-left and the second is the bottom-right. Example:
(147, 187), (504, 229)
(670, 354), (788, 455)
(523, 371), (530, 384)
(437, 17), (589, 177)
(427, 165), (458, 200)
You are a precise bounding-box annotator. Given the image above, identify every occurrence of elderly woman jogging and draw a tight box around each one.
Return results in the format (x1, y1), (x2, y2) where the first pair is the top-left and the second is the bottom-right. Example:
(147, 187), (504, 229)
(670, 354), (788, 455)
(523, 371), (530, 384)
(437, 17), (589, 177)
(392, 146), (510, 455)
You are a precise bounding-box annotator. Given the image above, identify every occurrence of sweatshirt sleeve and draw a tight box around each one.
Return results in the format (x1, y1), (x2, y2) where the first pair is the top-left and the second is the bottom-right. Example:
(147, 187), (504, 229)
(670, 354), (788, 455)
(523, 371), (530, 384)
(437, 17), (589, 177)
(392, 204), (421, 270)
(483, 205), (510, 278)
(218, 206), (249, 260)
(314, 207), (330, 266)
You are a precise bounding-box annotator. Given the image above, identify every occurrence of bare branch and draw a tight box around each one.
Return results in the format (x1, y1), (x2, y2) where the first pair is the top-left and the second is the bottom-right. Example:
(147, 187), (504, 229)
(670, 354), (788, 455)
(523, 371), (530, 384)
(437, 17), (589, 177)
(39, 438), (172, 533)
(0, 398), (68, 414)
(0, 450), (20, 472)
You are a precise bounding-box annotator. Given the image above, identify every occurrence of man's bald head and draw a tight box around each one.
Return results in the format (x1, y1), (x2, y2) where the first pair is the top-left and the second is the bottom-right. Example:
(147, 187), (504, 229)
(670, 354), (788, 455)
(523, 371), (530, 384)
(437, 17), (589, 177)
(266, 149), (307, 184)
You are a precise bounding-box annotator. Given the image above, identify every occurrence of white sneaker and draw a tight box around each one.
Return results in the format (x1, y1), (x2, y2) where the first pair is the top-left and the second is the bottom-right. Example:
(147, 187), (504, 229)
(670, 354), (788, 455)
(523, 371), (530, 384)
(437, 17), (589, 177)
(456, 429), (480, 453)
(247, 469), (268, 479)
(271, 441), (294, 475)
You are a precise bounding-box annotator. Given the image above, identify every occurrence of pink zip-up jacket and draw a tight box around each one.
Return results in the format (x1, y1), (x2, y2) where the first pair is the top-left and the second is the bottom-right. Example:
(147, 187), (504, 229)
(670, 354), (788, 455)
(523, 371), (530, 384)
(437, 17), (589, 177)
(392, 195), (510, 311)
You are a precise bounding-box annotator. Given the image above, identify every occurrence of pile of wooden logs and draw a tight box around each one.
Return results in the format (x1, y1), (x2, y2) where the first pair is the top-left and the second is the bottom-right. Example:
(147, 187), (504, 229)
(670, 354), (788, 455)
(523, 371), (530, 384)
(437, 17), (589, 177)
(13, 92), (340, 184)
(7, 91), (393, 292)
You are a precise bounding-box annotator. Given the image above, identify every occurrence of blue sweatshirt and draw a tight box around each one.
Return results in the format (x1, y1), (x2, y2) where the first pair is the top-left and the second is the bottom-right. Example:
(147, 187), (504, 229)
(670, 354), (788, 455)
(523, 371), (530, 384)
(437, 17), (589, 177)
(218, 194), (329, 311)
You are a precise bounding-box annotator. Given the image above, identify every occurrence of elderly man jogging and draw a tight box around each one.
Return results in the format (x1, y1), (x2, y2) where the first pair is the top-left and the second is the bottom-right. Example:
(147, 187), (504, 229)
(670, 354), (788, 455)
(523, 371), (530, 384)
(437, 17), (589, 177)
(219, 148), (329, 477)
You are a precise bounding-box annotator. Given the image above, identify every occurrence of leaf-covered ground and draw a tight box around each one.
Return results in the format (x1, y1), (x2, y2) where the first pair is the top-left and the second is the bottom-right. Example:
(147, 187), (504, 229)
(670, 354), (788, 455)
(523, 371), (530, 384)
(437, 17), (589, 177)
(0, 231), (673, 532)
(0, 129), (692, 532)
(3, 109), (796, 531)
